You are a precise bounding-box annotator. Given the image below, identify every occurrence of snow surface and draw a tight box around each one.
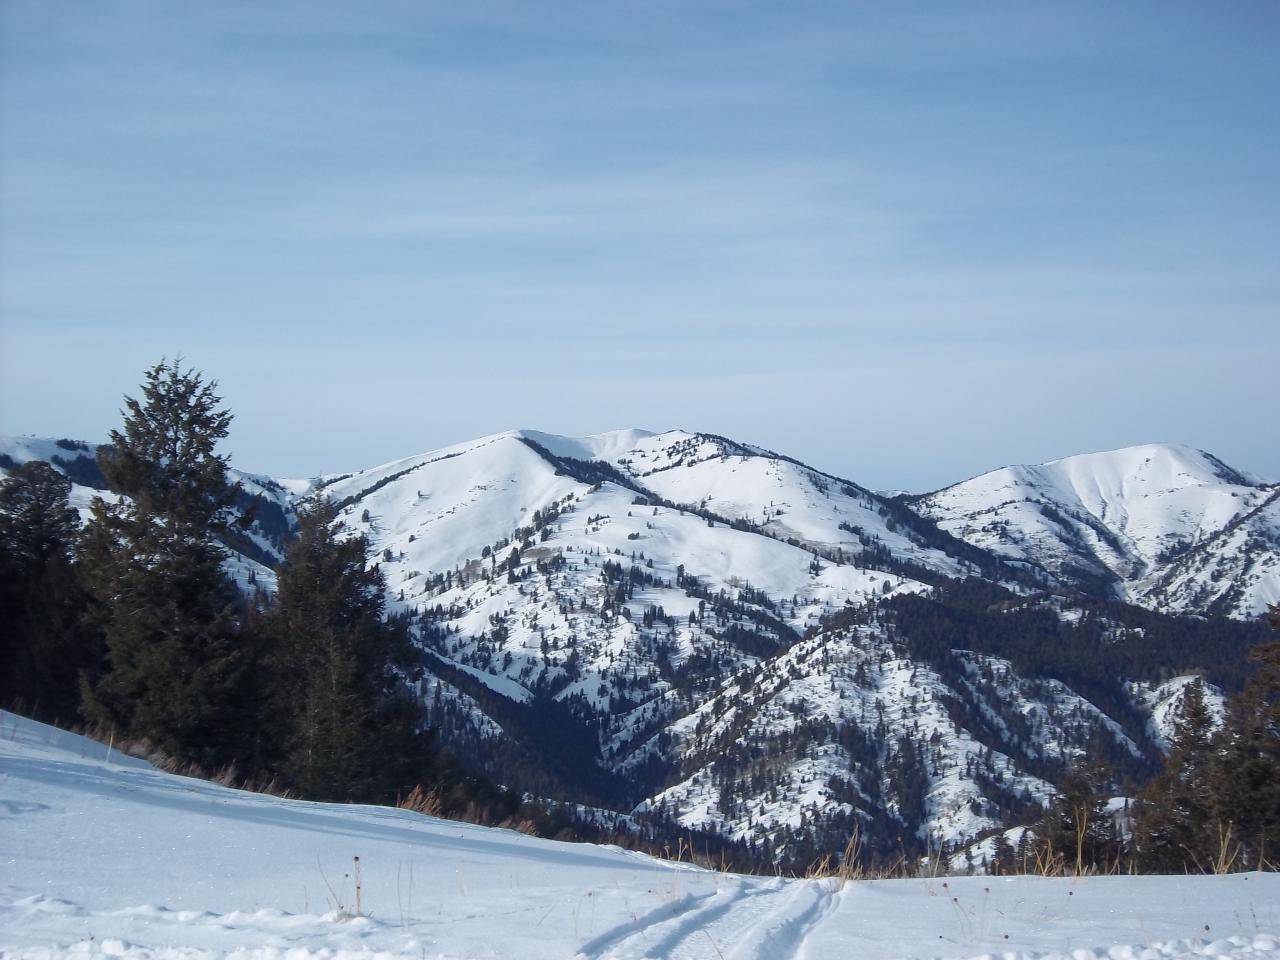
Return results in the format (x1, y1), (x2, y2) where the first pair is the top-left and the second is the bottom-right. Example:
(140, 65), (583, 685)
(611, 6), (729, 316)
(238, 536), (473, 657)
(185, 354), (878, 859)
(2, 712), (1276, 960)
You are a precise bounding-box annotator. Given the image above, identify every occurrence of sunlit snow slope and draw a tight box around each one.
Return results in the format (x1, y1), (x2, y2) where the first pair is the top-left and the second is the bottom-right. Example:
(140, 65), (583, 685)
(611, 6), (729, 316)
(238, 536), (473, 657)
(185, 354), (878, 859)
(912, 443), (1280, 618)
(2, 711), (1277, 960)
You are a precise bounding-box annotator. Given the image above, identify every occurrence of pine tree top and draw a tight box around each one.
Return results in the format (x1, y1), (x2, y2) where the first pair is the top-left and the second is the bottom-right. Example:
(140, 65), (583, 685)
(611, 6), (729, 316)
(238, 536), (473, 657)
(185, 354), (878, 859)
(97, 358), (239, 536)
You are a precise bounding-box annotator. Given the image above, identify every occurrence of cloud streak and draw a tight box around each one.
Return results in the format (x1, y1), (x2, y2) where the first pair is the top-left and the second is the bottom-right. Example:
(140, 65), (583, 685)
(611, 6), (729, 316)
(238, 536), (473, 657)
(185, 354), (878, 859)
(1, 2), (1277, 487)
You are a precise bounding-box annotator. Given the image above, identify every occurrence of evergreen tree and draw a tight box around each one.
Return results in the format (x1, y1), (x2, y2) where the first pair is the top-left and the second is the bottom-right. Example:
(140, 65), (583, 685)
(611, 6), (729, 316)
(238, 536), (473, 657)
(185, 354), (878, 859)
(1131, 607), (1280, 874)
(1132, 679), (1217, 871)
(1206, 613), (1280, 870)
(80, 360), (255, 766)
(0, 461), (97, 720)
(990, 831), (1016, 875)
(262, 498), (430, 801)
(1035, 763), (1119, 873)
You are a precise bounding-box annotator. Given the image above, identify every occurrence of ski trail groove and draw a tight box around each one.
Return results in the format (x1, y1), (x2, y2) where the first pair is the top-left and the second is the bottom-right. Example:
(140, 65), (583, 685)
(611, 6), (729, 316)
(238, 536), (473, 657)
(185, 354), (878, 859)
(723, 879), (839, 960)
(574, 890), (717, 959)
(628, 883), (775, 959)
(793, 879), (843, 960)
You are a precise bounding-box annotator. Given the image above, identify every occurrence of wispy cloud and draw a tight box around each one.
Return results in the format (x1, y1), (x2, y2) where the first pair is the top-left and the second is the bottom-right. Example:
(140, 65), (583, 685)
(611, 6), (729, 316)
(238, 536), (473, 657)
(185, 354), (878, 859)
(1, 2), (1277, 486)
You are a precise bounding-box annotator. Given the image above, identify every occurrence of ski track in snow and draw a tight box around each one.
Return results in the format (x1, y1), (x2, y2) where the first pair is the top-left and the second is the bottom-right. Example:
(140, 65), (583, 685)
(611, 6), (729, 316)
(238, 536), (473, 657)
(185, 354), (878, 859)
(723, 879), (839, 960)
(573, 889), (718, 959)
(576, 878), (801, 960)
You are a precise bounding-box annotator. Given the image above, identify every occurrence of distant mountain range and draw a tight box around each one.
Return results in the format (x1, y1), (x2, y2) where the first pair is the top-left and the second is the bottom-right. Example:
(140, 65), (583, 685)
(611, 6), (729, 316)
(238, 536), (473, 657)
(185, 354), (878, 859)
(3, 429), (1275, 866)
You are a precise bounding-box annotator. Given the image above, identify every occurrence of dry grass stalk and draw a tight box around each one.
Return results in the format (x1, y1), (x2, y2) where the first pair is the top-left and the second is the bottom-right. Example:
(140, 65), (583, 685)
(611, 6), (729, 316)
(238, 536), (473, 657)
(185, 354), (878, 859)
(398, 784), (444, 817)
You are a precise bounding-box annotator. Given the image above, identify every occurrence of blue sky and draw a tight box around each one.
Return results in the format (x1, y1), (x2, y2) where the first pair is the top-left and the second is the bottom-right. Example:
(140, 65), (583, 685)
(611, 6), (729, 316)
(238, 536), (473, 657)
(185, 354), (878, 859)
(1, 2), (1276, 489)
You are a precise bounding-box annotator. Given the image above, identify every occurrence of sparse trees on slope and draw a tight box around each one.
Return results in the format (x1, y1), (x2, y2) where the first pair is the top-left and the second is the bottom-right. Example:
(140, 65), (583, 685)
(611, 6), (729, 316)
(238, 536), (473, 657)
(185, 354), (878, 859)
(80, 360), (256, 767)
(0, 461), (98, 720)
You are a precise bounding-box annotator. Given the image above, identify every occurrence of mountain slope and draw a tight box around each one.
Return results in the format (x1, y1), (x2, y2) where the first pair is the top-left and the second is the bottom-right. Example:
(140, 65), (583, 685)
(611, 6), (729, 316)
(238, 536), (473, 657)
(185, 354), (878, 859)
(910, 443), (1279, 618)
(1141, 488), (1280, 618)
(540, 428), (1020, 584)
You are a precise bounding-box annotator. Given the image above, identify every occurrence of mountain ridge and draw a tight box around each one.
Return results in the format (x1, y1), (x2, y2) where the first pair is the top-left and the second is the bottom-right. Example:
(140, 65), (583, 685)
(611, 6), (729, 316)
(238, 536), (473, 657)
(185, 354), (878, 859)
(3, 428), (1275, 865)
(912, 440), (1278, 619)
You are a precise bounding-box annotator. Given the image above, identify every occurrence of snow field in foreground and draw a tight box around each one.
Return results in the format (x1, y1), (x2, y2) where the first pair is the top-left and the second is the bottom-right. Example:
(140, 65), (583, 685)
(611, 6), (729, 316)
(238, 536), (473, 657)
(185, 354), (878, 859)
(1, 712), (1276, 960)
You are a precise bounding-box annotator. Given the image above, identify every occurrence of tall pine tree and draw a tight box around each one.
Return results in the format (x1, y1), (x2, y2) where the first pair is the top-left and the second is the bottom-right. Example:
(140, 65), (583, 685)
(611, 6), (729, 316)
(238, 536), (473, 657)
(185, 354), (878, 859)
(262, 498), (430, 801)
(1207, 612), (1280, 870)
(80, 360), (255, 767)
(1132, 679), (1217, 871)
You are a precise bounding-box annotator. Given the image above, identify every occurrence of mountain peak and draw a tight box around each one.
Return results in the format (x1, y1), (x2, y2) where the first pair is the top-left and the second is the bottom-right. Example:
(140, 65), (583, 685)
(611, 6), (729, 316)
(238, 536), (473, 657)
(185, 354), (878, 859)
(1041, 442), (1257, 490)
(917, 440), (1278, 617)
(514, 427), (659, 463)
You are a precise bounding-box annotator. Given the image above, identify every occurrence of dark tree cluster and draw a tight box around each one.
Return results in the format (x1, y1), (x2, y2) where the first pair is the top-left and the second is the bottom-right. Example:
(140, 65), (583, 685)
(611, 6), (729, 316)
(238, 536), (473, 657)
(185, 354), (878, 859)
(989, 609), (1280, 876)
(1131, 627), (1280, 872)
(2, 360), (432, 804)
(0, 460), (97, 721)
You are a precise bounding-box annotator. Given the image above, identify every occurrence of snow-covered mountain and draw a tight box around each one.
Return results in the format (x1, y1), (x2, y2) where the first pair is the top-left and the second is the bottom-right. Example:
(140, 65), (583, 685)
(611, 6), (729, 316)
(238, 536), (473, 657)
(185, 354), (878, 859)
(292, 430), (1267, 861)
(910, 443), (1280, 620)
(3, 429), (1274, 864)
(316, 427), (999, 592)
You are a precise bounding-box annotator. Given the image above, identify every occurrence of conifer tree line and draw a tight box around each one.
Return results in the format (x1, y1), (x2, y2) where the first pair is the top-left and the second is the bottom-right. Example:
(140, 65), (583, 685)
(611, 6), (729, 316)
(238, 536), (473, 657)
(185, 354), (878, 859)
(1130, 626), (1280, 872)
(1, 359), (431, 802)
(973, 614), (1279, 876)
